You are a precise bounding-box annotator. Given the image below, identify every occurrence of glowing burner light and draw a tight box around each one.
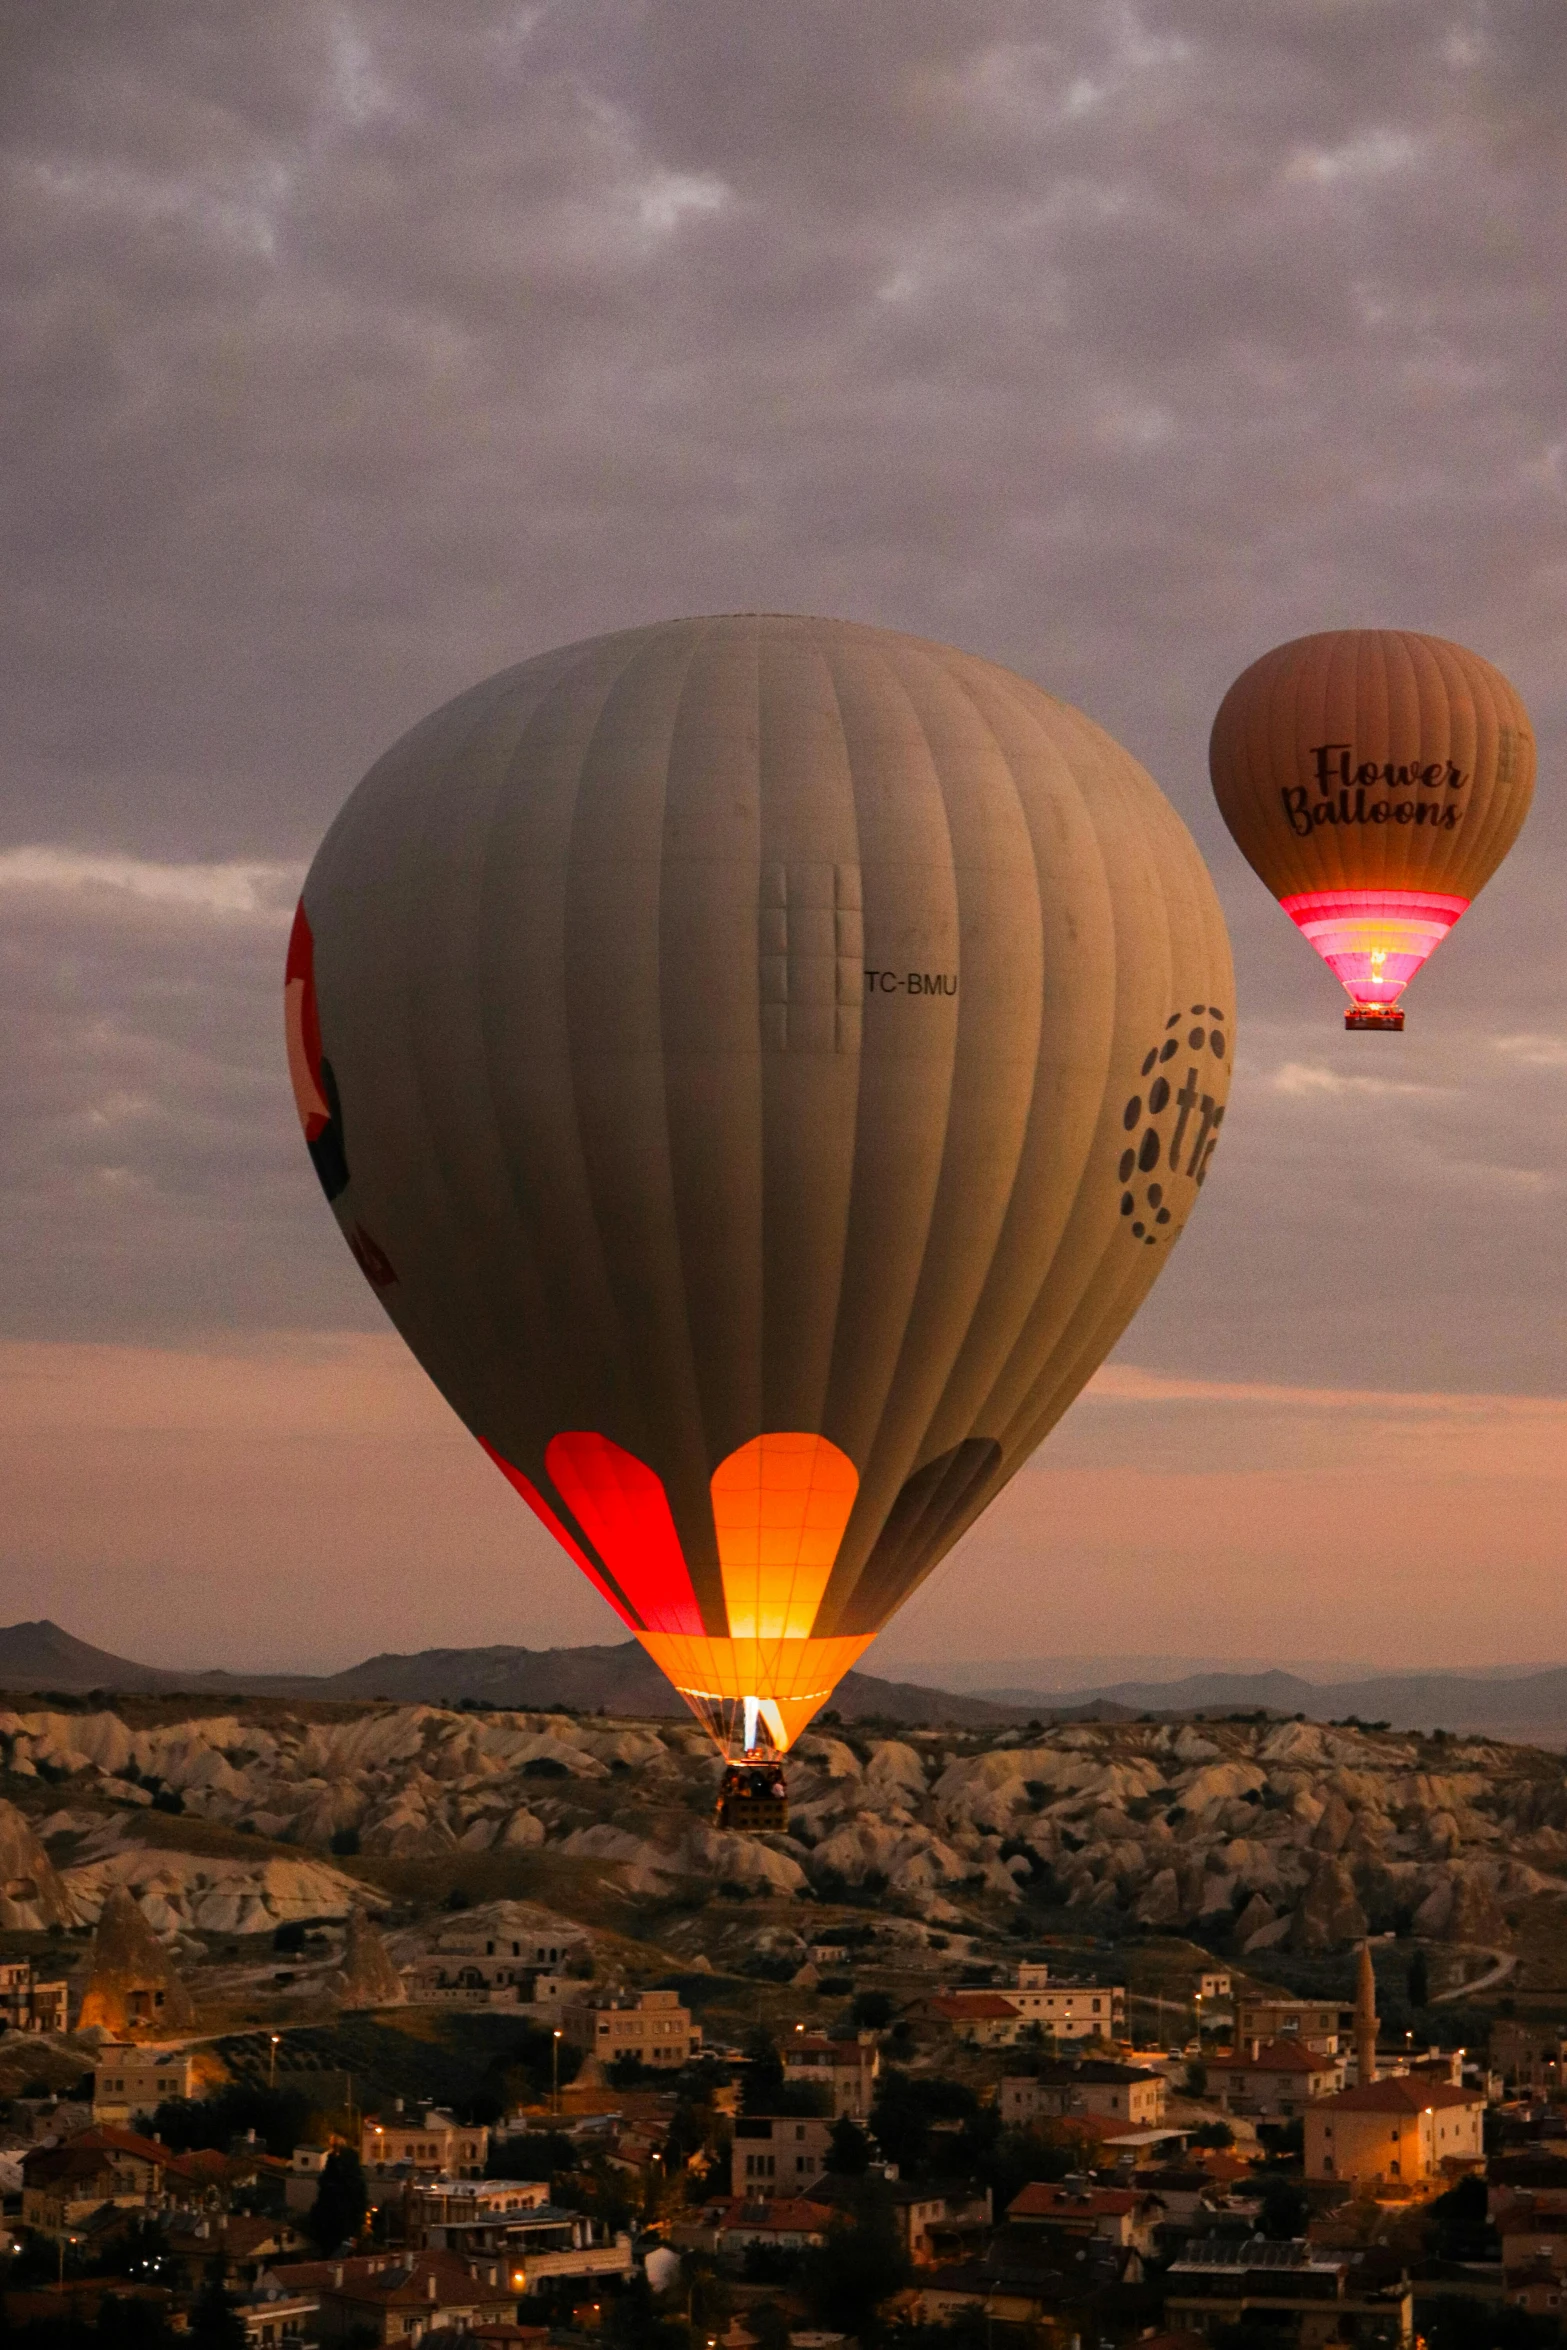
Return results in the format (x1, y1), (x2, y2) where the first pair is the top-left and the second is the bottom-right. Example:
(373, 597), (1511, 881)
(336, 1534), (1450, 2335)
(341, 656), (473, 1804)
(1279, 889), (1470, 1029)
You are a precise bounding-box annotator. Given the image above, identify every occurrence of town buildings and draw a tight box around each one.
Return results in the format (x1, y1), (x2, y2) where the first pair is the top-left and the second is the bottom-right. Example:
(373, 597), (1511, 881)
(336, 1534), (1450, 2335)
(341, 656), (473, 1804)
(1211, 2038), (1343, 2119)
(1304, 2076), (1487, 2186)
(405, 1955), (570, 2012)
(910, 1991), (1026, 2047)
(560, 1986), (698, 2069)
(1164, 2236), (1413, 2341)
(91, 2044), (198, 2125)
(411, 2183), (632, 2293)
(405, 1922), (586, 2012)
(731, 2113), (835, 2197)
(267, 2249), (519, 2343)
(781, 2030), (879, 2117)
(1007, 2179), (1165, 2256)
(1500, 2209), (1567, 2315)
(905, 1967), (1126, 2051)
(1000, 2059), (1166, 2129)
(20, 2126), (175, 2235)
(1002, 1964), (1127, 2042)
(360, 2109), (490, 2180)
(0, 1958), (69, 2034)
(1231, 1991), (1350, 2056)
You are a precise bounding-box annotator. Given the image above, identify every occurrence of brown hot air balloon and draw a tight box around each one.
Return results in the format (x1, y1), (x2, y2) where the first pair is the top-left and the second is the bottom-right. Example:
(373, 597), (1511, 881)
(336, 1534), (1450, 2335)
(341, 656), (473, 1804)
(286, 616), (1233, 1772)
(1209, 629), (1535, 1029)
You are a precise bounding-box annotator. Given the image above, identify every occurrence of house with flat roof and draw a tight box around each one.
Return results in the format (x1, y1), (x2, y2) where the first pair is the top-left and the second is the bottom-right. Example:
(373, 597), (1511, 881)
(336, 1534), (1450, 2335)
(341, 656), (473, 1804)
(1232, 1993), (1349, 2056)
(560, 1987), (697, 2069)
(360, 2108), (489, 2179)
(92, 2044), (198, 2125)
(731, 2113), (834, 2198)
(1003, 1969), (1125, 2042)
(1165, 2236), (1412, 2340)
(1000, 2059), (1165, 2129)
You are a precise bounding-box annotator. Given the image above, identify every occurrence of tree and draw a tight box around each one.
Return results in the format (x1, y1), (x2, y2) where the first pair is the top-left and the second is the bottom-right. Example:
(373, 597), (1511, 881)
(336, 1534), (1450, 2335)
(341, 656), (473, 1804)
(308, 2146), (368, 2252)
(983, 2123), (1074, 2213)
(607, 2271), (692, 2350)
(825, 2115), (871, 2175)
(867, 2067), (977, 2180)
(749, 2302), (791, 2350)
(802, 2177), (910, 2344)
(1408, 1948), (1431, 2008)
(1258, 2174), (1307, 2241)
(97, 2297), (180, 2348)
(850, 1990), (894, 2031)
(189, 2258), (246, 2348)
(739, 2025), (785, 2113)
(1428, 2172), (1496, 2263)
(1192, 2120), (1236, 2148)
(151, 2079), (314, 2158)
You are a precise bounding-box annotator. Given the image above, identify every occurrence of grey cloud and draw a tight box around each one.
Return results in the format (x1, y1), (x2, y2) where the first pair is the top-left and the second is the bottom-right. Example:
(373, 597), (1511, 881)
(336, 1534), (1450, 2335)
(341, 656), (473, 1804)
(1, 0), (1563, 1390)
(0, 875), (364, 1340)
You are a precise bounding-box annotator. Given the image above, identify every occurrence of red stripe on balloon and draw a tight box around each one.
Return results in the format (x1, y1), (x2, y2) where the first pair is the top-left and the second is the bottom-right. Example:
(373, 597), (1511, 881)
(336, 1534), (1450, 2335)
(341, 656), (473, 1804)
(545, 1432), (706, 1638)
(478, 1437), (640, 1631)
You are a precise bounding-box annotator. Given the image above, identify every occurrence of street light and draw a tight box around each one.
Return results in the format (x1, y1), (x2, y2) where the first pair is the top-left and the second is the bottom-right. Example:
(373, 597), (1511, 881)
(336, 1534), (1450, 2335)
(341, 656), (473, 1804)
(553, 2029), (563, 2117)
(269, 2034), (280, 2089)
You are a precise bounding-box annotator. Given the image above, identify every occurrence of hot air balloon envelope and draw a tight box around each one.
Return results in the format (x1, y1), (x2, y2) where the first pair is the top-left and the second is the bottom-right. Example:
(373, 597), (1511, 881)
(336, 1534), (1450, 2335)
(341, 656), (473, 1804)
(288, 616), (1233, 1756)
(1209, 629), (1534, 1028)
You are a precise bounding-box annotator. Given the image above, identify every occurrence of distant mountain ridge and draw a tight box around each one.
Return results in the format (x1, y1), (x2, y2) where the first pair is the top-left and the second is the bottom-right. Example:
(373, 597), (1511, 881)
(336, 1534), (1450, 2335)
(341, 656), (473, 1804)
(977, 1664), (1567, 1740)
(0, 1619), (1027, 1728)
(0, 1619), (176, 1693)
(3, 1620), (1566, 1741)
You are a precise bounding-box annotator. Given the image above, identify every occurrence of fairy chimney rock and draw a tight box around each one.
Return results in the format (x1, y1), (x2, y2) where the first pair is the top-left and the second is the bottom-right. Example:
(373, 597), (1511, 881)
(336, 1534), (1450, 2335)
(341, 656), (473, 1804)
(0, 1799), (75, 1931)
(78, 1886), (195, 2038)
(334, 1907), (405, 2010)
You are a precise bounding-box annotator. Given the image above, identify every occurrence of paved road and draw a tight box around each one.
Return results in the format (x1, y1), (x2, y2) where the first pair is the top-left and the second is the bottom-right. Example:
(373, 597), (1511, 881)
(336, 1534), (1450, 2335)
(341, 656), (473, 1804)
(1431, 1947), (1516, 2003)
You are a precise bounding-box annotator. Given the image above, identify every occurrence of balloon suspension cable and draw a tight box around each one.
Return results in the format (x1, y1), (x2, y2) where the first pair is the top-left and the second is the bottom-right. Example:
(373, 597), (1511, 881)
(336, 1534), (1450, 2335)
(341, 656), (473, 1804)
(675, 1686), (790, 1761)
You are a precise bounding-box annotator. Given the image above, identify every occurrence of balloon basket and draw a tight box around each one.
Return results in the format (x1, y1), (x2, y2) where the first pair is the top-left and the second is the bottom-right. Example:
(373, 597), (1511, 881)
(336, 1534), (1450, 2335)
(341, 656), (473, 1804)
(715, 1755), (790, 1836)
(1345, 1004), (1405, 1032)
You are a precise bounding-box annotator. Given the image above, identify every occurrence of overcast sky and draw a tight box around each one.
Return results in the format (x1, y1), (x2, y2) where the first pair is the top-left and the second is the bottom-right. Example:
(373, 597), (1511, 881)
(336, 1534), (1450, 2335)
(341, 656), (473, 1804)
(2, 1), (1563, 1675)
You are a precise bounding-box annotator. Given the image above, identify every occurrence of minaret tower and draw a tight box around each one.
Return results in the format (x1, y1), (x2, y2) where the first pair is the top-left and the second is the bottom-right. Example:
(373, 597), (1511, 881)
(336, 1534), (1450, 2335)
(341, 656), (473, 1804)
(1354, 1939), (1379, 2084)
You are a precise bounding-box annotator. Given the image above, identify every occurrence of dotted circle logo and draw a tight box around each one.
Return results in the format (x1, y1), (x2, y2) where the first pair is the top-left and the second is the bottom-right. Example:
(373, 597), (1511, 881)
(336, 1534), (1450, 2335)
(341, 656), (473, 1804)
(1117, 1004), (1229, 1248)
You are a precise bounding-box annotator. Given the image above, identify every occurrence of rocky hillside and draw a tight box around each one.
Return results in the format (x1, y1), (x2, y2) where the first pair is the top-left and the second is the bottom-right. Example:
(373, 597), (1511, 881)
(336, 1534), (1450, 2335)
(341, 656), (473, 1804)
(3, 1700), (1566, 1964)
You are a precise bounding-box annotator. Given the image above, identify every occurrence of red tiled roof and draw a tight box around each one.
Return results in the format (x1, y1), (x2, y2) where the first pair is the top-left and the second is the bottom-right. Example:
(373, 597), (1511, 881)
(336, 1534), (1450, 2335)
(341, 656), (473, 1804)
(1008, 2183), (1141, 2219)
(23, 2124), (173, 2179)
(268, 2256), (413, 2293)
(324, 2252), (515, 2310)
(1311, 2078), (1481, 2115)
(711, 2197), (831, 2235)
(1221, 2040), (1336, 2075)
(166, 2217), (300, 2258)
